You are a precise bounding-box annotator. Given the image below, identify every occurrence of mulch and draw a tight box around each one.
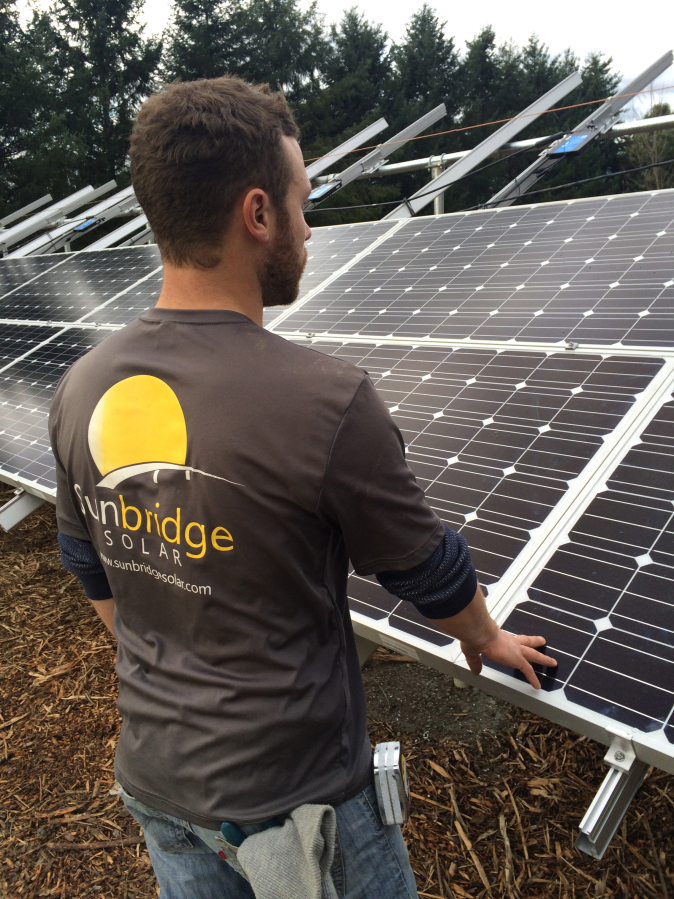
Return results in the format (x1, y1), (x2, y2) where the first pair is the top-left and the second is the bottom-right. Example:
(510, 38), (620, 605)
(1, 487), (673, 898)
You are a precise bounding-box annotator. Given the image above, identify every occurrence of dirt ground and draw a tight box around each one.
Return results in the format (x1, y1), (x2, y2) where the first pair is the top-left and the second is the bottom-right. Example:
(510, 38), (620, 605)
(1, 488), (673, 898)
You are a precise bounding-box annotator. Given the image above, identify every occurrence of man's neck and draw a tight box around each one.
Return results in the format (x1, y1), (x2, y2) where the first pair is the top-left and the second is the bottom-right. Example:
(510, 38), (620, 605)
(156, 256), (264, 327)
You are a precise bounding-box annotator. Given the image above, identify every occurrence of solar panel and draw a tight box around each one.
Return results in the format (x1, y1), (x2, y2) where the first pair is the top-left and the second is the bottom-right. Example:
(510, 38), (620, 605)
(0, 255), (65, 300)
(0, 327), (109, 492)
(296, 338), (666, 647)
(79, 269), (164, 327)
(0, 324), (63, 369)
(263, 220), (396, 327)
(274, 191), (674, 348)
(485, 393), (674, 740)
(0, 247), (161, 323)
(76, 223), (390, 328)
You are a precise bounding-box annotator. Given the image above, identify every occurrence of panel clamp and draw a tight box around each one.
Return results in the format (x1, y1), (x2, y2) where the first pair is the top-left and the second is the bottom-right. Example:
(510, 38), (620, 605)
(576, 726), (648, 859)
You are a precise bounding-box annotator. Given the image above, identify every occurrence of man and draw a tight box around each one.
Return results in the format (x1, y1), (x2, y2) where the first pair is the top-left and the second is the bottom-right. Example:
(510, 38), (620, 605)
(49, 76), (556, 899)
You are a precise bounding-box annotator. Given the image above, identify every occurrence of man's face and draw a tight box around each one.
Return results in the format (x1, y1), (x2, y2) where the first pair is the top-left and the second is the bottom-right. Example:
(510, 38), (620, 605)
(259, 137), (312, 308)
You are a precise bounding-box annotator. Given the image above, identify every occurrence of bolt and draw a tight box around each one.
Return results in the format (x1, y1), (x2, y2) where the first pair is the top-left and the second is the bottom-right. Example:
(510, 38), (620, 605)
(614, 750), (625, 761)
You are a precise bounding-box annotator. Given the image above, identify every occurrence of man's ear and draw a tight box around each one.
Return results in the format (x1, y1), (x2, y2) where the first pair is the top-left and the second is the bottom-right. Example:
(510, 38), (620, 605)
(242, 188), (272, 244)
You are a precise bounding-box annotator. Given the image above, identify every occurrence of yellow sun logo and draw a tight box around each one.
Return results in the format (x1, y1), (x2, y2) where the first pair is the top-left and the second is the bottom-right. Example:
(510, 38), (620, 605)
(89, 376), (187, 481)
(88, 375), (242, 491)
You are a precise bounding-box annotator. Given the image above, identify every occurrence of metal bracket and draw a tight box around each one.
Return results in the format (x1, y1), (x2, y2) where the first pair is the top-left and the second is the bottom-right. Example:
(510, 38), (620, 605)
(576, 726), (648, 859)
(0, 489), (45, 531)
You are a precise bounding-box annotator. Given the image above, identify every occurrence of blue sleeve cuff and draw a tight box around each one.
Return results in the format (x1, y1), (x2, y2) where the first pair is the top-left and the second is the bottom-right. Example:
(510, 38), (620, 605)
(376, 523), (478, 620)
(58, 532), (113, 601)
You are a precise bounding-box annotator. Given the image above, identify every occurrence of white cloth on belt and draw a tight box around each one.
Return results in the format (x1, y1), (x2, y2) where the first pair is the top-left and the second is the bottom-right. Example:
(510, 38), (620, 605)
(238, 804), (338, 899)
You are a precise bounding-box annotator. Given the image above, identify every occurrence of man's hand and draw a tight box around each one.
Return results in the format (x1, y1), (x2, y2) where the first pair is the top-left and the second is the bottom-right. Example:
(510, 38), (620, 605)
(429, 583), (557, 689)
(461, 631), (557, 689)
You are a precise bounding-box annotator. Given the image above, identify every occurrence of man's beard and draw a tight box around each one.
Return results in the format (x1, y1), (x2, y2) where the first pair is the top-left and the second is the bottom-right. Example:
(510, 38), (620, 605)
(259, 205), (308, 308)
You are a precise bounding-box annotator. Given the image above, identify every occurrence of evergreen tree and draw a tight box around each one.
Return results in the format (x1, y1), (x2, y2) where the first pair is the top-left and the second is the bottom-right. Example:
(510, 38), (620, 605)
(627, 102), (674, 190)
(13, 0), (161, 201)
(163, 0), (242, 82)
(0, 1), (39, 212)
(322, 9), (390, 130)
(234, 0), (325, 99)
(392, 4), (459, 114)
(459, 27), (500, 128)
(299, 9), (390, 146)
(524, 52), (624, 203)
(299, 9), (395, 228)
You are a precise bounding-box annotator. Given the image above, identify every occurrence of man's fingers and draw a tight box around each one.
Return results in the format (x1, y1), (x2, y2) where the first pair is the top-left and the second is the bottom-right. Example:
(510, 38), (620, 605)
(515, 634), (547, 648)
(460, 644), (483, 676)
(519, 660), (541, 690)
(467, 656), (482, 676)
(523, 648), (558, 667)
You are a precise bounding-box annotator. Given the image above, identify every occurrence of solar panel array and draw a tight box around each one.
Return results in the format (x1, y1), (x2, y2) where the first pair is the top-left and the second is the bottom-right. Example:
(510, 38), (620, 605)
(278, 192), (674, 348)
(1, 189), (673, 771)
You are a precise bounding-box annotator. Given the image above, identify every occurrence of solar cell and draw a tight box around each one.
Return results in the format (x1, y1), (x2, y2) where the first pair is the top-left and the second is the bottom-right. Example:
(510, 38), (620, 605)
(0, 327), (109, 492)
(297, 338), (665, 647)
(0, 255), (65, 300)
(263, 220), (396, 327)
(485, 394), (674, 740)
(0, 324), (63, 369)
(0, 247), (160, 323)
(274, 191), (674, 348)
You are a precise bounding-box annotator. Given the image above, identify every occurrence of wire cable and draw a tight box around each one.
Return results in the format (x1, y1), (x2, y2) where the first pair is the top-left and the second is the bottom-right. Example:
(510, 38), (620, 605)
(305, 157), (674, 214)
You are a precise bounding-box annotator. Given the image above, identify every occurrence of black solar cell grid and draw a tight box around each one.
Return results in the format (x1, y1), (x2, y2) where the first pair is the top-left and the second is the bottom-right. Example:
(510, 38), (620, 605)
(263, 220), (394, 327)
(80, 269), (164, 327)
(0, 328), (109, 491)
(486, 395), (674, 739)
(0, 255), (64, 301)
(0, 324), (63, 368)
(0, 247), (161, 323)
(302, 339), (665, 647)
(277, 192), (674, 347)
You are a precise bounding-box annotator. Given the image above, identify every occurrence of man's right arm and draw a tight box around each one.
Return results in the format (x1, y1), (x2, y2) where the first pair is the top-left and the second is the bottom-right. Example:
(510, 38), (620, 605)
(319, 374), (556, 689)
(429, 585), (555, 690)
(376, 525), (556, 689)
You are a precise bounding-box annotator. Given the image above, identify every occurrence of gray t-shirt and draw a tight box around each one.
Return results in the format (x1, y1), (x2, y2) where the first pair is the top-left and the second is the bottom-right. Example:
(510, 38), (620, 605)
(49, 308), (443, 828)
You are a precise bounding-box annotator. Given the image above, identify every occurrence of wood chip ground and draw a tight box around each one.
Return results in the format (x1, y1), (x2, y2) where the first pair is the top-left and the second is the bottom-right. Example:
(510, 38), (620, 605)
(1, 490), (673, 898)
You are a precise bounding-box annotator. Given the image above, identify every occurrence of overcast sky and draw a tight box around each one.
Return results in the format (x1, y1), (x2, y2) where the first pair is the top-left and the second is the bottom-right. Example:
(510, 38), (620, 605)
(141, 0), (674, 114)
(18, 0), (674, 114)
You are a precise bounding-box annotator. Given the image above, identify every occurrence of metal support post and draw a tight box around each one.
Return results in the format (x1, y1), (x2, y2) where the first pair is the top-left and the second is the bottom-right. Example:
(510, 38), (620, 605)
(0, 489), (45, 531)
(576, 726), (648, 859)
(354, 633), (379, 668)
(431, 165), (445, 215)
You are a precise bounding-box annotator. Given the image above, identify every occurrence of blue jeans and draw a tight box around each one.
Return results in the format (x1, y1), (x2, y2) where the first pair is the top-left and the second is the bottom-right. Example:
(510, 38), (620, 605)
(121, 783), (419, 899)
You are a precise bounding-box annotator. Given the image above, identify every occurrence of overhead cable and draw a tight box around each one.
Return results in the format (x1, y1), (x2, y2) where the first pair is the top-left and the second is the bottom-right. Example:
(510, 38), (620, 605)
(305, 157), (674, 215)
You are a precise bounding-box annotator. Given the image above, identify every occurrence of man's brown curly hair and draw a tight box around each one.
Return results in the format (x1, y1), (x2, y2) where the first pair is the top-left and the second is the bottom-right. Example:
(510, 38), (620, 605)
(130, 76), (300, 269)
